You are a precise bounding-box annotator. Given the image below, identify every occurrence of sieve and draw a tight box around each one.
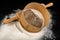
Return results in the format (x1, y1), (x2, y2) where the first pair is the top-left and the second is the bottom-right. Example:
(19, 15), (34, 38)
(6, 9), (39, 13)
(3, 2), (53, 33)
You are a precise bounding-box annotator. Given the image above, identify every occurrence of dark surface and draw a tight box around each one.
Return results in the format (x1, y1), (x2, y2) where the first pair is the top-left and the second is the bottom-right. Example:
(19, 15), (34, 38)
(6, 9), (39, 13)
(0, 0), (60, 40)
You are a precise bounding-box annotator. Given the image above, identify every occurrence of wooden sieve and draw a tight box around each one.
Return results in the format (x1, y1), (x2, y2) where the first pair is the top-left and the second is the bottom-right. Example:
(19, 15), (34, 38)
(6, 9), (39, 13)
(3, 2), (53, 33)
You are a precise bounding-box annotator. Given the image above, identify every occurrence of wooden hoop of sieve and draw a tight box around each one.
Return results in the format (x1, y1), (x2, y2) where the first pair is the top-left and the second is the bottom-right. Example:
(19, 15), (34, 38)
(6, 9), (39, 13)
(3, 2), (53, 32)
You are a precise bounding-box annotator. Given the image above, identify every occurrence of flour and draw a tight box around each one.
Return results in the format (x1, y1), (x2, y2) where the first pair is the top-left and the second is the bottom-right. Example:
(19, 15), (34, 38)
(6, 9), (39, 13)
(0, 9), (55, 40)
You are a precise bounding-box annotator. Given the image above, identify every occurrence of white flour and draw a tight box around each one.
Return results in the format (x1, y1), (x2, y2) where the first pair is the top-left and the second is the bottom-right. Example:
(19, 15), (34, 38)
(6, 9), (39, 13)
(0, 9), (55, 40)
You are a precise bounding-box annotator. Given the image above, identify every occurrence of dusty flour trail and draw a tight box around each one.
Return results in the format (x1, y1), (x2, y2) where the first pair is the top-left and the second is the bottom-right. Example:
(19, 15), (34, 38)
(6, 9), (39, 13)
(0, 9), (55, 40)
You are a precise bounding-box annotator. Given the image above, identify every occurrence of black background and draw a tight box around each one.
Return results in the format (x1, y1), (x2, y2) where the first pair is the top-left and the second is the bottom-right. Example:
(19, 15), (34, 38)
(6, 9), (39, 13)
(0, 0), (60, 40)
